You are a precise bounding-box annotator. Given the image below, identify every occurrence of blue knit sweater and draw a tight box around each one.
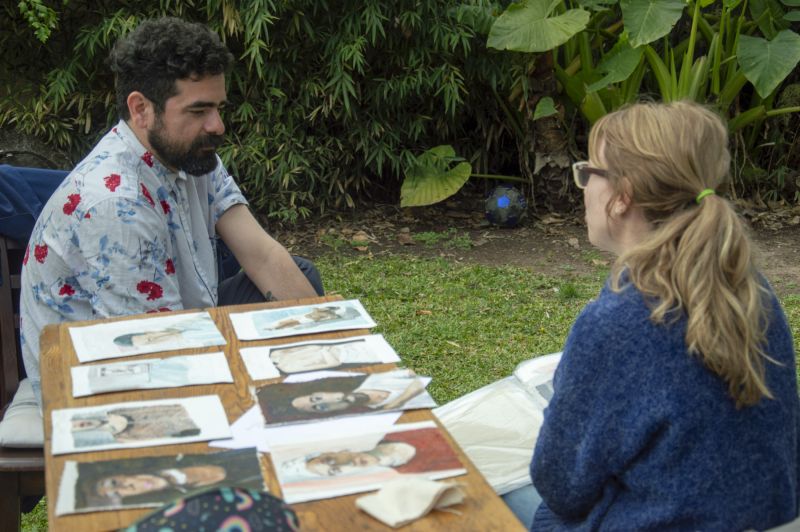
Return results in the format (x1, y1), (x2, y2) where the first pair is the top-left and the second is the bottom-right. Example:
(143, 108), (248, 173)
(530, 279), (799, 531)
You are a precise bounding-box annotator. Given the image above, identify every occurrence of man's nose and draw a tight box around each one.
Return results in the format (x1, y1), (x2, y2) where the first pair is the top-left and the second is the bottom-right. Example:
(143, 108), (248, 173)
(205, 109), (225, 136)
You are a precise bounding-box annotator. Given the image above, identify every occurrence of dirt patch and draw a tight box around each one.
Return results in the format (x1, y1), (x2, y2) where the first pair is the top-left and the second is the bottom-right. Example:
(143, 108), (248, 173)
(271, 200), (800, 297)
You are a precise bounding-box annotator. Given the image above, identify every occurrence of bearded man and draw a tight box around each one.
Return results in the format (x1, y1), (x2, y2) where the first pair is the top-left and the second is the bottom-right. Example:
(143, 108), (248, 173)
(20, 17), (323, 408)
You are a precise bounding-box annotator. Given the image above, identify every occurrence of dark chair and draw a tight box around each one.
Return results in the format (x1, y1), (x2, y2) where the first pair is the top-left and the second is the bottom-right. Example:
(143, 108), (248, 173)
(0, 165), (67, 531)
(0, 235), (45, 532)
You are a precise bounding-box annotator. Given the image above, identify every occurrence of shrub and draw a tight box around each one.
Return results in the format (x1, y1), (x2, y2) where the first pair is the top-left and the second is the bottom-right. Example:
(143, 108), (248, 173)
(0, 0), (518, 221)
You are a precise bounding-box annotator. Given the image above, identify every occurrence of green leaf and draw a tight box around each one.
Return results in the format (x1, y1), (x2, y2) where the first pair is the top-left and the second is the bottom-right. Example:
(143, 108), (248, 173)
(487, 0), (590, 53)
(400, 146), (473, 207)
(586, 40), (644, 92)
(784, 12), (800, 20)
(620, 0), (685, 48)
(723, 0), (744, 8)
(737, 30), (800, 98)
(780, 0), (800, 5)
(577, 0), (619, 10)
(533, 97), (558, 120)
(453, 4), (500, 35)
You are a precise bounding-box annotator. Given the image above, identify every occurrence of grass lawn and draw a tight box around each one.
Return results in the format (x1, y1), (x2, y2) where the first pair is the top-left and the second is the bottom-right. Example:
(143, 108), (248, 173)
(21, 254), (800, 530)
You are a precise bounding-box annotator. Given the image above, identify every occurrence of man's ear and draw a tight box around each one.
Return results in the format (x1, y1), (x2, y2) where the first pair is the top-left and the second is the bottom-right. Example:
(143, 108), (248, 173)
(127, 91), (154, 129)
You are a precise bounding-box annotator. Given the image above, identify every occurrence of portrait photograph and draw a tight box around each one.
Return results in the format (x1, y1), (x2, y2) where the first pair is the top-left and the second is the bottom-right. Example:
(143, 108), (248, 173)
(240, 334), (400, 380)
(256, 369), (435, 426)
(55, 448), (264, 515)
(69, 311), (226, 363)
(51, 395), (231, 455)
(270, 420), (466, 503)
(229, 299), (376, 341)
(71, 352), (233, 397)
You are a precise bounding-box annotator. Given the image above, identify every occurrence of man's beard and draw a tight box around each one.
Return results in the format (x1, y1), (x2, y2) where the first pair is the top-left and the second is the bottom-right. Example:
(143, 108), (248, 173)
(147, 119), (223, 176)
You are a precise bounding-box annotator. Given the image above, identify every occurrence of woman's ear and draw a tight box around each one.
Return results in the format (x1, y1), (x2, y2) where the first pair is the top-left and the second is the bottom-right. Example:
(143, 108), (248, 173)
(613, 178), (634, 216)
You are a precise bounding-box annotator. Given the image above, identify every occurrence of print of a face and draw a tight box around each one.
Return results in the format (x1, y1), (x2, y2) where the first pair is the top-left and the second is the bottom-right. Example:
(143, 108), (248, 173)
(307, 307), (339, 321)
(131, 329), (183, 347)
(290, 391), (371, 413)
(305, 450), (380, 476)
(271, 345), (342, 372)
(71, 412), (129, 435)
(95, 473), (169, 498)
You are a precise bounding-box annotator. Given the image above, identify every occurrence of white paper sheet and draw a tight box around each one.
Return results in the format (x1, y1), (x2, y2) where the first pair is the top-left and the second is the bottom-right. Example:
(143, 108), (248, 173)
(55, 448), (263, 516)
(229, 299), (377, 341)
(71, 352), (233, 397)
(208, 405), (402, 453)
(240, 334), (399, 380)
(51, 395), (231, 455)
(69, 312), (226, 363)
(270, 420), (467, 504)
(256, 369), (436, 426)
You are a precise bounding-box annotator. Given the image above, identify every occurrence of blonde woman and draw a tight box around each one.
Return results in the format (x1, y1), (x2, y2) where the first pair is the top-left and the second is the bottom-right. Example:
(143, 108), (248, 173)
(524, 102), (798, 529)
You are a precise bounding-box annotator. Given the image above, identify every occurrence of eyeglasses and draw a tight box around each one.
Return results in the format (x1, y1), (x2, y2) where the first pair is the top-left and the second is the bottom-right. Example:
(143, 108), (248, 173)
(572, 161), (608, 189)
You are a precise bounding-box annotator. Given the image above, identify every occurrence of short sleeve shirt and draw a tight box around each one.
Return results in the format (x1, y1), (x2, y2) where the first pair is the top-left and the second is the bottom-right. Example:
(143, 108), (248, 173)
(20, 120), (247, 404)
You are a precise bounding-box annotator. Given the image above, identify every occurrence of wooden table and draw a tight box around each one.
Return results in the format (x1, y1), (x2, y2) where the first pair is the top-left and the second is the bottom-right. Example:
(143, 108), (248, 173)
(41, 296), (524, 531)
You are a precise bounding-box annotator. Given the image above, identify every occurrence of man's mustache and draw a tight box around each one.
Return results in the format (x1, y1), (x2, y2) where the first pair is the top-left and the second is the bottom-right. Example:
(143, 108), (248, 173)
(193, 134), (224, 150)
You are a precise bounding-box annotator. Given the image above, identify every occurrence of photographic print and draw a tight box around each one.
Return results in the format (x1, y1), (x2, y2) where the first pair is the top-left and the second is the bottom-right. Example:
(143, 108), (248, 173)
(229, 300), (376, 341)
(270, 420), (466, 503)
(240, 334), (400, 380)
(71, 352), (233, 397)
(210, 405), (402, 454)
(55, 448), (264, 515)
(51, 395), (231, 455)
(69, 312), (226, 363)
(256, 369), (435, 426)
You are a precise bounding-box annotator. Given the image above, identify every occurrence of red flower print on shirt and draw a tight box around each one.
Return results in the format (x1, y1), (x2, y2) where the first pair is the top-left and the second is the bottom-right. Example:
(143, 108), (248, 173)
(136, 280), (163, 301)
(104, 174), (121, 192)
(142, 152), (154, 167)
(141, 184), (155, 207)
(84, 213), (91, 219)
(165, 259), (176, 275)
(23, 246), (30, 265)
(160, 200), (171, 214)
(59, 284), (75, 296)
(62, 193), (81, 215)
(146, 307), (173, 314)
(34, 244), (48, 263)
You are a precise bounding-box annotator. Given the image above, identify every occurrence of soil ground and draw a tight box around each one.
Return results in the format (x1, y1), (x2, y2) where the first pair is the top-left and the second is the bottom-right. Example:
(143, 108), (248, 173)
(271, 198), (800, 297)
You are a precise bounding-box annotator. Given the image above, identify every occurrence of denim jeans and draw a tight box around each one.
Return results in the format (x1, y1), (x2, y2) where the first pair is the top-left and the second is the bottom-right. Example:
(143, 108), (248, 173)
(502, 483), (542, 529)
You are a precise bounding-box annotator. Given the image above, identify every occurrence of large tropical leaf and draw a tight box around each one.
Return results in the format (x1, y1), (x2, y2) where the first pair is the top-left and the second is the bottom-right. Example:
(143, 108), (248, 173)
(587, 39), (644, 92)
(400, 145), (472, 207)
(577, 0), (620, 11)
(620, 0), (685, 48)
(737, 30), (800, 98)
(487, 0), (590, 53)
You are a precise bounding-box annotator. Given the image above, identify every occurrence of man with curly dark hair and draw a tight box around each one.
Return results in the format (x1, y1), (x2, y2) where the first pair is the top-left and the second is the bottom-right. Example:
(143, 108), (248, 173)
(20, 17), (323, 408)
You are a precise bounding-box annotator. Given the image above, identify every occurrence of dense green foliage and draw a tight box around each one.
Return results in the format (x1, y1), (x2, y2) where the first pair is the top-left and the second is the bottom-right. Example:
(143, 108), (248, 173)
(1, 1), (522, 220)
(401, 0), (800, 208)
(2, 1), (799, 219)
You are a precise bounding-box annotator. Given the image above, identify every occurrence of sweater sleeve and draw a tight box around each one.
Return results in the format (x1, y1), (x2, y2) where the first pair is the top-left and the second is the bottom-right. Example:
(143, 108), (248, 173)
(530, 289), (668, 520)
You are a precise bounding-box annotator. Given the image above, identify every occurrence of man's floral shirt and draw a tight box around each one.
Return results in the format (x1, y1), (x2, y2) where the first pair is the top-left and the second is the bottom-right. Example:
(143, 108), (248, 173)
(20, 120), (247, 406)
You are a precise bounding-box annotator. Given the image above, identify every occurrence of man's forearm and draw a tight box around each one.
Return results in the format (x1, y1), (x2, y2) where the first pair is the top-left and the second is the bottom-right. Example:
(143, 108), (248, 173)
(241, 248), (317, 300)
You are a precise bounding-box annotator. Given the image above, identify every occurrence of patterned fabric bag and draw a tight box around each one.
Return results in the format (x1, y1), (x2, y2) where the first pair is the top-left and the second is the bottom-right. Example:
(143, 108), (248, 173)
(121, 487), (299, 532)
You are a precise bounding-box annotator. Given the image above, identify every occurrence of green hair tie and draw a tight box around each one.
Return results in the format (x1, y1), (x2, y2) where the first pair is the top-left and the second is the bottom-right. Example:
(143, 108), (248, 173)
(695, 189), (715, 204)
